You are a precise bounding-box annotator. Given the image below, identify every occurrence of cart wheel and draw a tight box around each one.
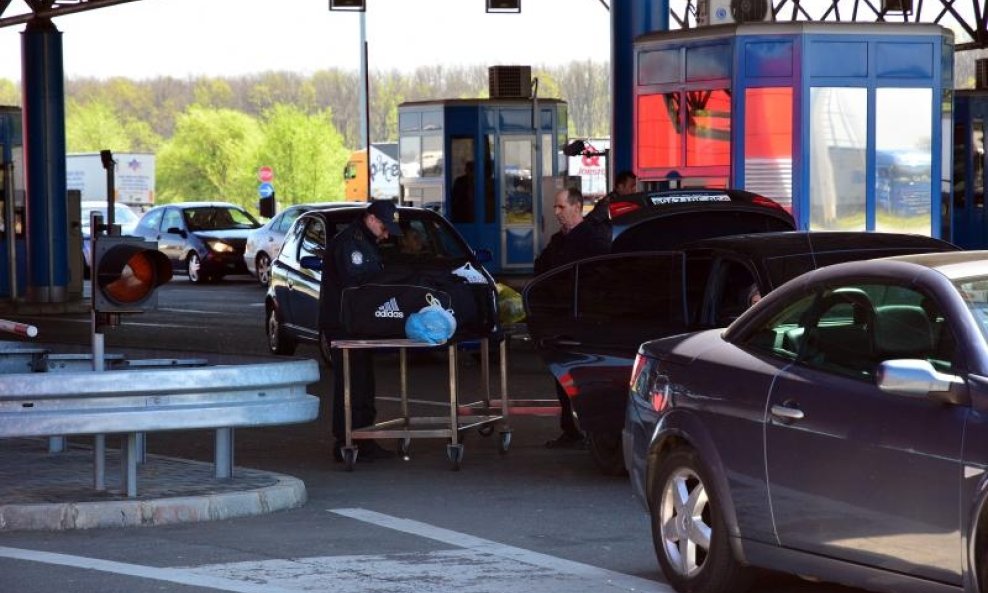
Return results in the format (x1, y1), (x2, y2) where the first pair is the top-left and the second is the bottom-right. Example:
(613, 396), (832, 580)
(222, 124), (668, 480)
(498, 431), (512, 455)
(343, 447), (357, 472)
(399, 437), (411, 458)
(447, 443), (464, 471)
(478, 424), (495, 437)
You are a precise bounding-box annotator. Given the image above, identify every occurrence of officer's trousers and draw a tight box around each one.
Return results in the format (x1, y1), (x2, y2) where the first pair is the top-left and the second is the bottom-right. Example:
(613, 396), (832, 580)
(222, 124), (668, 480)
(331, 348), (376, 440)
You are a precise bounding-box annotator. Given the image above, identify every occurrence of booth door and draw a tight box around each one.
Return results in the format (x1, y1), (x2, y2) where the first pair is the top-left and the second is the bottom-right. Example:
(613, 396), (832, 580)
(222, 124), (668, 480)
(500, 137), (536, 270)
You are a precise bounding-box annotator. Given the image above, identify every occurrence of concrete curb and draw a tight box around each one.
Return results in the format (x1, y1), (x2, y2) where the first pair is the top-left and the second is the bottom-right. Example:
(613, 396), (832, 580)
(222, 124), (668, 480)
(0, 472), (307, 532)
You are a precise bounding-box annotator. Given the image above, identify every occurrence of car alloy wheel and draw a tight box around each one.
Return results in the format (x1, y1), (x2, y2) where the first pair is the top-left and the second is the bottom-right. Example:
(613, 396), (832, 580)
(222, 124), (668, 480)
(267, 307), (296, 355)
(187, 253), (203, 284)
(651, 448), (750, 593)
(256, 252), (271, 286)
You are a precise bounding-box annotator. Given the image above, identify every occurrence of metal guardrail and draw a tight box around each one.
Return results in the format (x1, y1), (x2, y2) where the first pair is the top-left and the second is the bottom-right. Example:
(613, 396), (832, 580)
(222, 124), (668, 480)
(0, 356), (321, 496)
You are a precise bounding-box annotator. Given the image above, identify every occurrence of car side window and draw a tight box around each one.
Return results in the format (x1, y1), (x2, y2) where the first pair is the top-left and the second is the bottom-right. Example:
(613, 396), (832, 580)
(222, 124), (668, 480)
(576, 254), (686, 327)
(278, 211), (300, 233)
(162, 209), (183, 232)
(299, 219), (326, 260)
(279, 218), (306, 262)
(708, 259), (759, 327)
(744, 282), (957, 380)
(139, 209), (163, 232)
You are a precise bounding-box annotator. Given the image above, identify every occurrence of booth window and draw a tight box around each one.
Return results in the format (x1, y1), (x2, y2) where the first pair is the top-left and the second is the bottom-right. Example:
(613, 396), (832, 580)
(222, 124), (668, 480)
(450, 137), (475, 223)
(400, 136), (422, 178)
(809, 87), (867, 231)
(875, 87), (933, 235)
(745, 87), (793, 211)
(974, 120), (985, 210)
(422, 135), (444, 178)
(484, 136), (496, 223)
(953, 122), (966, 209)
(639, 49), (680, 85)
(685, 89), (731, 167)
(638, 93), (682, 169)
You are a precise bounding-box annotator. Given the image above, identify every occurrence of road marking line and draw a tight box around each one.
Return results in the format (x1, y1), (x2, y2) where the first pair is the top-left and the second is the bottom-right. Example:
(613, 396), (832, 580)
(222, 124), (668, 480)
(0, 546), (305, 593)
(329, 508), (669, 593)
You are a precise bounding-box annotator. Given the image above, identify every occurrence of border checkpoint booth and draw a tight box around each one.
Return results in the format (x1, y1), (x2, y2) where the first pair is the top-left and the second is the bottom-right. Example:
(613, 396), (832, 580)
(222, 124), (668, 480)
(632, 22), (953, 240)
(397, 93), (569, 275)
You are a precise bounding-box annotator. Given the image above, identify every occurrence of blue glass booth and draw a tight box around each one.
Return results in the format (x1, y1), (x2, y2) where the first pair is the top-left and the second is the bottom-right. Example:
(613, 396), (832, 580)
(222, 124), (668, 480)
(398, 99), (568, 274)
(633, 22), (953, 238)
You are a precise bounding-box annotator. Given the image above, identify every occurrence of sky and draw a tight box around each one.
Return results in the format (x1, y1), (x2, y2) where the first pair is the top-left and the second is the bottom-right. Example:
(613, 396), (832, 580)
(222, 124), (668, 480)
(0, 0), (611, 82)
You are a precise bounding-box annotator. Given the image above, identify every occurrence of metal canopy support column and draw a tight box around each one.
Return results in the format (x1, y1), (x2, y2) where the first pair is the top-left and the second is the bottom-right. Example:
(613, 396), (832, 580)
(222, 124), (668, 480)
(21, 17), (68, 303)
(611, 0), (668, 177)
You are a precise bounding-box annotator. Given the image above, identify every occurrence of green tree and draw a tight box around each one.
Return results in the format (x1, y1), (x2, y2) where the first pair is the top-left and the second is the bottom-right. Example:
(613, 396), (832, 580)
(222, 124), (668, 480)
(257, 104), (348, 204)
(65, 98), (132, 152)
(156, 106), (261, 207)
(0, 79), (19, 106)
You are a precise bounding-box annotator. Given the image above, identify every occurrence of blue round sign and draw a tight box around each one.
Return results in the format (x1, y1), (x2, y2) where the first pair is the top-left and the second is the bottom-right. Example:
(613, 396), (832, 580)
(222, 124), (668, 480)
(258, 182), (275, 198)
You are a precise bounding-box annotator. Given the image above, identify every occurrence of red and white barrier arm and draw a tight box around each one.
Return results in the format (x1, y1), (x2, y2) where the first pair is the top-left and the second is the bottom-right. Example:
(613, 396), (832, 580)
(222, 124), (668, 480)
(0, 319), (38, 338)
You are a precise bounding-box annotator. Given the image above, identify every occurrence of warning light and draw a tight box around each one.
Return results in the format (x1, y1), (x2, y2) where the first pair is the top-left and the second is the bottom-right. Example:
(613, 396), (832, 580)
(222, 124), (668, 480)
(92, 236), (172, 314)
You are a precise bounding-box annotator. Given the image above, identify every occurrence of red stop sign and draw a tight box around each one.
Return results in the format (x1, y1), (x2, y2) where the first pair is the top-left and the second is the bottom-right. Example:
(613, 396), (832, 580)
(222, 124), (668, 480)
(258, 166), (274, 183)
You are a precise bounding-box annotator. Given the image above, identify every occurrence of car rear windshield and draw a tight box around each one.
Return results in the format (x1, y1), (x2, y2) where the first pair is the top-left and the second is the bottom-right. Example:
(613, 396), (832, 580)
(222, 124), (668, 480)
(184, 207), (259, 231)
(379, 216), (469, 262)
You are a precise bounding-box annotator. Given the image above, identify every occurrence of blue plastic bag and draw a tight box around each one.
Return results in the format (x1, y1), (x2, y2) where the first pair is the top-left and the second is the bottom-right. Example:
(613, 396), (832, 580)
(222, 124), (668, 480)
(405, 294), (456, 344)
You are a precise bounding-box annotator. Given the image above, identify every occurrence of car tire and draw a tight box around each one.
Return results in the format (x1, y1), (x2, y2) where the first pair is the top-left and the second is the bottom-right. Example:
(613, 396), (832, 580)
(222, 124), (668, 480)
(651, 447), (751, 593)
(589, 430), (627, 476)
(267, 306), (297, 355)
(256, 252), (272, 287)
(187, 253), (205, 284)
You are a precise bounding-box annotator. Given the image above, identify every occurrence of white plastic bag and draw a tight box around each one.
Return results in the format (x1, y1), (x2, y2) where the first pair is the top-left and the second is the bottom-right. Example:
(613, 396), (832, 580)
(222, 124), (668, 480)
(452, 262), (487, 284)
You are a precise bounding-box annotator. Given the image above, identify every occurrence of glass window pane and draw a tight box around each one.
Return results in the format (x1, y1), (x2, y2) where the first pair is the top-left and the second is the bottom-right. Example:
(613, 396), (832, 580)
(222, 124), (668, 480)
(875, 88), (933, 235)
(399, 112), (420, 132)
(974, 120), (985, 210)
(542, 133), (553, 177)
(422, 111), (443, 131)
(639, 49), (680, 85)
(450, 137), (475, 223)
(809, 87), (867, 231)
(745, 87), (793, 211)
(400, 136), (422, 179)
(686, 89), (731, 167)
(686, 44), (732, 82)
(638, 93), (682, 169)
(953, 122), (966, 209)
(502, 138), (534, 225)
(422, 135), (444, 178)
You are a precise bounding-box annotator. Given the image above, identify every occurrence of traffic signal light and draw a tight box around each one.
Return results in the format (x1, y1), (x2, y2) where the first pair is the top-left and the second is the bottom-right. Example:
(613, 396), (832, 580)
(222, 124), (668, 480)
(92, 236), (172, 314)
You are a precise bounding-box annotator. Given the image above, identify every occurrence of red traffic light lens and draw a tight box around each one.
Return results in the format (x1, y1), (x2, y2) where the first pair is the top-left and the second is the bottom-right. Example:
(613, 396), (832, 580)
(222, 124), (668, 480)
(96, 244), (172, 307)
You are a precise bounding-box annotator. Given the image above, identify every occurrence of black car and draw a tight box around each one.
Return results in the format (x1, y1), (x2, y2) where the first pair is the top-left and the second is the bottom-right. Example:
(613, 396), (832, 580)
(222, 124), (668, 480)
(265, 206), (498, 361)
(524, 196), (957, 474)
(625, 251), (988, 593)
(132, 202), (261, 284)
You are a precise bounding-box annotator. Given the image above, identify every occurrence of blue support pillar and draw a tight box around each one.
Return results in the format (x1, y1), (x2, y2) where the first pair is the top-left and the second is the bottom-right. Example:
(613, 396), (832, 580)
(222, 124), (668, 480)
(611, 0), (668, 177)
(21, 17), (69, 303)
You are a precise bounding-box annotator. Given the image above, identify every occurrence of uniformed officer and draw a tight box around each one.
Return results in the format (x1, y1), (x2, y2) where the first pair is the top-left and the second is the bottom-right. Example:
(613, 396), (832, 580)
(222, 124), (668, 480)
(320, 200), (402, 462)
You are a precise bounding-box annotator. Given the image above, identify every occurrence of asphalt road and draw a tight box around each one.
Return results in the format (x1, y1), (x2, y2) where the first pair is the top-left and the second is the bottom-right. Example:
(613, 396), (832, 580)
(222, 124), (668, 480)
(0, 276), (866, 593)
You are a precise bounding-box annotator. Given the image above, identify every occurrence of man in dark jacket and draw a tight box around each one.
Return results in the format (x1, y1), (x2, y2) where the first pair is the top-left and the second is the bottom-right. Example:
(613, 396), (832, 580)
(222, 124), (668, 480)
(533, 188), (610, 447)
(320, 200), (402, 462)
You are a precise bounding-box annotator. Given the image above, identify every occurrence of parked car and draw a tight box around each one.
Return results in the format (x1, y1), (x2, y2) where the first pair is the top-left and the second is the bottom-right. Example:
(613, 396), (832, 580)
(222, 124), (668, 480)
(80, 201), (140, 278)
(265, 205), (498, 361)
(244, 202), (359, 287)
(131, 202), (261, 283)
(524, 196), (957, 475)
(625, 250), (988, 593)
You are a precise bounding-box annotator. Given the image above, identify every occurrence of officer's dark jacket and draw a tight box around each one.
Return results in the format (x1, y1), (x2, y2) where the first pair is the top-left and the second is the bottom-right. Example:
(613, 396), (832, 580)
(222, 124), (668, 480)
(319, 217), (384, 338)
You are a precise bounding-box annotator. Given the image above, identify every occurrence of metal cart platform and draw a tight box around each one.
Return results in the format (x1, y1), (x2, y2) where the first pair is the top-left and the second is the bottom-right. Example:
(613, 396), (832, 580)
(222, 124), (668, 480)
(334, 337), (510, 471)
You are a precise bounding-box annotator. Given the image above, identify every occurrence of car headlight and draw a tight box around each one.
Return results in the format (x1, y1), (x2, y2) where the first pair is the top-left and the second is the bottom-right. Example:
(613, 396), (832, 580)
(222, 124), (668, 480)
(207, 240), (234, 253)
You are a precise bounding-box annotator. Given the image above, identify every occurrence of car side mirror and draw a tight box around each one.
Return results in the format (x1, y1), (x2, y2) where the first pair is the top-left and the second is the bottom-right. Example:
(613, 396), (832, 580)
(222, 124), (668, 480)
(166, 227), (186, 238)
(475, 248), (493, 263)
(300, 256), (323, 271)
(877, 359), (965, 403)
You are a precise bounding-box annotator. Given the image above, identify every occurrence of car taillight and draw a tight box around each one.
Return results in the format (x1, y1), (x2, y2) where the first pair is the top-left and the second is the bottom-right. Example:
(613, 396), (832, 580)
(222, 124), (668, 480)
(751, 195), (786, 212)
(630, 353), (671, 412)
(609, 201), (641, 218)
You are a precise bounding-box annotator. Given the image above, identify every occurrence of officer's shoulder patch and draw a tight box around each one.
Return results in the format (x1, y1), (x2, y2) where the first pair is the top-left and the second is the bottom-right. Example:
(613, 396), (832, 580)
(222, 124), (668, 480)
(351, 250), (364, 266)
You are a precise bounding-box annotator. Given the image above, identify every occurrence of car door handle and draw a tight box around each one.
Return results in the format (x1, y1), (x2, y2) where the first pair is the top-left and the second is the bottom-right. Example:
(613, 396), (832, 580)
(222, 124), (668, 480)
(770, 404), (804, 421)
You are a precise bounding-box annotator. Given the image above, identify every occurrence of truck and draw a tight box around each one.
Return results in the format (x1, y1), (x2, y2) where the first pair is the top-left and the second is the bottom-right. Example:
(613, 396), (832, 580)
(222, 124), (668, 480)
(344, 143), (399, 201)
(66, 152), (155, 211)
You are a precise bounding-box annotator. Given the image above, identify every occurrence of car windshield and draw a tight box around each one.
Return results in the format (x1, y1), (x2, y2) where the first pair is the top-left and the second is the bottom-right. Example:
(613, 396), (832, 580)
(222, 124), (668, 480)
(184, 207), (259, 231)
(378, 215), (469, 262)
(954, 275), (988, 344)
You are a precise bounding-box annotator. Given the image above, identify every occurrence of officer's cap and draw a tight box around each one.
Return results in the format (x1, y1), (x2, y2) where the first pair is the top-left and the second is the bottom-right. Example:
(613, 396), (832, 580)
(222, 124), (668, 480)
(366, 200), (402, 235)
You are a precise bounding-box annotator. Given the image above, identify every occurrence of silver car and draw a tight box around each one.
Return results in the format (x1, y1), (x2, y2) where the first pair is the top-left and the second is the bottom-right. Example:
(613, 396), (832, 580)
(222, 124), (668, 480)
(244, 202), (358, 286)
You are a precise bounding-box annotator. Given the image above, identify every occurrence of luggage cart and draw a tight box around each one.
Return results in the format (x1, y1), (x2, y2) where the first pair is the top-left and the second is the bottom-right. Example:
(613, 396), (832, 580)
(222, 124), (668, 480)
(334, 337), (510, 471)
(458, 323), (562, 420)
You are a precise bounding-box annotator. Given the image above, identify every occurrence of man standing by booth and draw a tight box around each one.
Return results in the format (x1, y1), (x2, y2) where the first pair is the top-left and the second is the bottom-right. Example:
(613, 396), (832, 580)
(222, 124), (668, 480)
(320, 200), (403, 462)
(534, 188), (610, 448)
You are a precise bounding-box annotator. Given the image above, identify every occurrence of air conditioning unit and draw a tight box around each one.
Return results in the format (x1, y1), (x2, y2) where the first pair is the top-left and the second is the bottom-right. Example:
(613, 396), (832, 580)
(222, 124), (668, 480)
(697, 0), (773, 26)
(489, 66), (532, 99)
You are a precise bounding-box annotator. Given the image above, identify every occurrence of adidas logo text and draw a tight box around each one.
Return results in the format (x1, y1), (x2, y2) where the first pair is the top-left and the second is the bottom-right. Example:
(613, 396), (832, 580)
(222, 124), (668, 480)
(375, 297), (404, 319)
